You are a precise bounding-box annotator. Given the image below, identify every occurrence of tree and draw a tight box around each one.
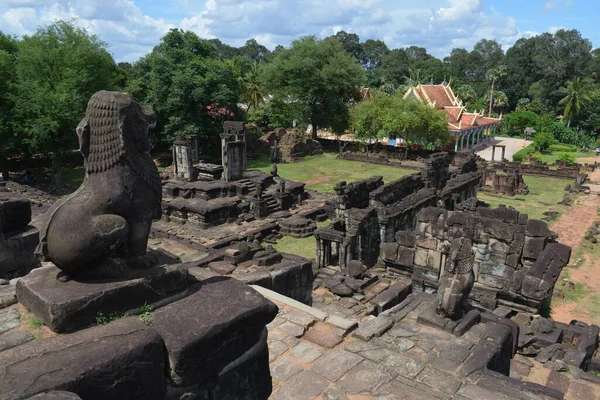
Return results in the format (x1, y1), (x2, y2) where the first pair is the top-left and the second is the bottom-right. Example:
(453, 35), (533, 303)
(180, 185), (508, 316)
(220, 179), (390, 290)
(533, 132), (555, 152)
(128, 29), (242, 155)
(238, 39), (271, 63)
(351, 92), (450, 157)
(241, 61), (265, 113)
(486, 65), (507, 116)
(558, 76), (590, 127)
(11, 20), (116, 191)
(263, 36), (363, 139)
(501, 110), (540, 136)
(330, 31), (362, 60)
(0, 31), (19, 180)
(456, 85), (477, 105)
(373, 49), (409, 88)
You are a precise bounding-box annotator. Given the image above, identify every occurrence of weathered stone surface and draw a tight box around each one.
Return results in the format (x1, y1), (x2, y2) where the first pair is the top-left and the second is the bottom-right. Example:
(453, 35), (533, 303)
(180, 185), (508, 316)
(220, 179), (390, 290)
(150, 277), (277, 387)
(273, 370), (329, 400)
(285, 310), (316, 328)
(0, 308), (20, 334)
(16, 263), (189, 333)
(416, 365), (462, 395)
(522, 243), (570, 301)
(383, 353), (425, 378)
(353, 315), (394, 341)
(0, 329), (33, 351)
(0, 285), (16, 308)
(311, 350), (363, 381)
(289, 342), (323, 363)
(278, 321), (305, 338)
(0, 317), (165, 400)
(26, 392), (82, 400)
(304, 322), (345, 348)
(271, 357), (304, 381)
(338, 360), (394, 394)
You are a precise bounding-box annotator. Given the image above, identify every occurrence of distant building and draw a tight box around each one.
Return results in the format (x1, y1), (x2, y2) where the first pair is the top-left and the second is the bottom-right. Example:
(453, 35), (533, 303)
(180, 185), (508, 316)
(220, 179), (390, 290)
(403, 83), (502, 151)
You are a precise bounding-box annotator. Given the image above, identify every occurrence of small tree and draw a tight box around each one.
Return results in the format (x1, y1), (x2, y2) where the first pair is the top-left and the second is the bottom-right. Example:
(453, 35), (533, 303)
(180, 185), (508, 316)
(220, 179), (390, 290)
(558, 76), (590, 127)
(533, 132), (555, 152)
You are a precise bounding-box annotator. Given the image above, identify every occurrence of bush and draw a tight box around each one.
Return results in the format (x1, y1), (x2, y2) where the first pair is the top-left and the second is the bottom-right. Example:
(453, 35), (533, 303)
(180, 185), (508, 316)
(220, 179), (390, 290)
(533, 132), (555, 152)
(558, 152), (576, 165)
(501, 110), (540, 137)
(548, 121), (596, 149)
(512, 143), (535, 162)
(548, 143), (577, 152)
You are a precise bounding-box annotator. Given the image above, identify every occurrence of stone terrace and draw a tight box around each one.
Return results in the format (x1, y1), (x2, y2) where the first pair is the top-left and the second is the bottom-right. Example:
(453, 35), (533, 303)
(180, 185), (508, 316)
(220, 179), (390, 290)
(256, 287), (600, 400)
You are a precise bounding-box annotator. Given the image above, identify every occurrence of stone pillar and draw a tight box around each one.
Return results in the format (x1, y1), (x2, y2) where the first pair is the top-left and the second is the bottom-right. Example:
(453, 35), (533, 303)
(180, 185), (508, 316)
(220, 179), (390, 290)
(323, 241), (331, 266)
(316, 239), (323, 268)
(491, 146), (496, 161)
(501, 146), (506, 161)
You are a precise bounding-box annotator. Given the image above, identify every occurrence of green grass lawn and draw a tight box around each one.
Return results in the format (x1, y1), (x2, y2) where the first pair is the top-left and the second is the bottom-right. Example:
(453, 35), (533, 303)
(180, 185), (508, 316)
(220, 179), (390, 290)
(477, 175), (574, 222)
(248, 153), (418, 193)
(528, 151), (593, 164)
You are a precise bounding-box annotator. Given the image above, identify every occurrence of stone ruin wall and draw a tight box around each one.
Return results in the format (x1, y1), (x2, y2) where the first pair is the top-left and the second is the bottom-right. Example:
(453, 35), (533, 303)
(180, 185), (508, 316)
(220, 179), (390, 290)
(318, 153), (483, 267)
(382, 205), (569, 314)
(481, 166), (529, 196)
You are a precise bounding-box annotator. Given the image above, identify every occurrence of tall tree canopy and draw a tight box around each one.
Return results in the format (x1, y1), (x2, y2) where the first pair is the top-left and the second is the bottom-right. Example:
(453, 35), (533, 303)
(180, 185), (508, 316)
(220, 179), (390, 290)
(10, 20), (116, 190)
(128, 29), (242, 155)
(262, 36), (364, 138)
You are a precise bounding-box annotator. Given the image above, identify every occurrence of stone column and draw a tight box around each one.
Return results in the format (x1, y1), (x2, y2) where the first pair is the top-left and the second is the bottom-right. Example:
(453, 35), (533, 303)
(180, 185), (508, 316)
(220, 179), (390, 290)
(491, 146), (496, 161)
(501, 146), (506, 161)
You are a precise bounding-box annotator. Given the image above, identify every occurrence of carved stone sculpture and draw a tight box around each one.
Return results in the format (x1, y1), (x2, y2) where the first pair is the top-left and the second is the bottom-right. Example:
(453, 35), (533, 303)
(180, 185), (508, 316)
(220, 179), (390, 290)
(437, 237), (475, 319)
(36, 91), (162, 279)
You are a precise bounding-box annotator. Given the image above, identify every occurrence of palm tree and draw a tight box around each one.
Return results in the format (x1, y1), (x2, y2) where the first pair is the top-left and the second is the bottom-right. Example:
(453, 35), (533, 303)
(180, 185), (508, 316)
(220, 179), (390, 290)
(242, 62), (264, 113)
(485, 65), (506, 117)
(559, 76), (589, 127)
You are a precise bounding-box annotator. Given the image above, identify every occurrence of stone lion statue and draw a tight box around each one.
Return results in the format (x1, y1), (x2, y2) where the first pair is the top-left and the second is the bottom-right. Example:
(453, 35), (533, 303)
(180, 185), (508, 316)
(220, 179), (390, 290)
(437, 237), (475, 319)
(36, 91), (162, 279)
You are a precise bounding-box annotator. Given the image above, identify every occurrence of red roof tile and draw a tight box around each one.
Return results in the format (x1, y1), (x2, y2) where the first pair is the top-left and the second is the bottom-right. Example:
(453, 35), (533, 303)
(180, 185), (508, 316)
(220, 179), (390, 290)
(420, 85), (455, 109)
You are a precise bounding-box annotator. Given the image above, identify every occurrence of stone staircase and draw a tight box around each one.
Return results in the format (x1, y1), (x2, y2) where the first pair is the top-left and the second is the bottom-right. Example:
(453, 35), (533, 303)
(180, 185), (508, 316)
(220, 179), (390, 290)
(235, 178), (256, 196)
(264, 193), (281, 214)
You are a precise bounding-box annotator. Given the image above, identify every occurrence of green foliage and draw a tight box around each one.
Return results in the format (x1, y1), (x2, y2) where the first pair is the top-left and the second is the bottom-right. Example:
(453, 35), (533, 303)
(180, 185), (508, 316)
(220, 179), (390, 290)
(351, 92), (450, 148)
(548, 144), (577, 152)
(533, 131), (556, 152)
(9, 20), (116, 183)
(558, 152), (576, 164)
(512, 143), (535, 162)
(558, 76), (591, 126)
(29, 317), (42, 330)
(139, 302), (154, 324)
(128, 29), (242, 155)
(501, 110), (541, 136)
(96, 310), (130, 325)
(547, 121), (596, 149)
(262, 36), (364, 137)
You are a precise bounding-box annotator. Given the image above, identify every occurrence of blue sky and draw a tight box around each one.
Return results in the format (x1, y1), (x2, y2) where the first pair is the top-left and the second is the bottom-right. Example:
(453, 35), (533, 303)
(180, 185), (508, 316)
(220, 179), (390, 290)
(1, 0), (598, 62)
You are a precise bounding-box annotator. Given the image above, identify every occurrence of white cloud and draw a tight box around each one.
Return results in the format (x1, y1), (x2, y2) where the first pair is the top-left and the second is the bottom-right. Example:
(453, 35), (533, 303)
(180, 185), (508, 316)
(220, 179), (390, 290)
(0, 0), (175, 61)
(0, 0), (572, 62)
(543, 0), (574, 12)
(548, 26), (567, 34)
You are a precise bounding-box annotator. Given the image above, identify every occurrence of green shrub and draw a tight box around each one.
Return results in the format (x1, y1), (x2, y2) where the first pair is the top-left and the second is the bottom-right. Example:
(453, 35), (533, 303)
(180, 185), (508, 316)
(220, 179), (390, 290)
(549, 143), (577, 152)
(558, 152), (576, 165)
(512, 143), (535, 162)
(533, 132), (555, 152)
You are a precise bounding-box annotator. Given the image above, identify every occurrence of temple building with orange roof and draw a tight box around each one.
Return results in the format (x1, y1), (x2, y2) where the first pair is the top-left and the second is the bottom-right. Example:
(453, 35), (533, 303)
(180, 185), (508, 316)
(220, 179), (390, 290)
(404, 83), (502, 151)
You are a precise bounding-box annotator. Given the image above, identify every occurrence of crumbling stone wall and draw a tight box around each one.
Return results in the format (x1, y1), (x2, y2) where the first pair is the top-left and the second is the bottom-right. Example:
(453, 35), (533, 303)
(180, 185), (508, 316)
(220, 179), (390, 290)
(332, 176), (383, 219)
(272, 129), (323, 162)
(382, 205), (569, 313)
(496, 159), (586, 180)
(481, 166), (529, 196)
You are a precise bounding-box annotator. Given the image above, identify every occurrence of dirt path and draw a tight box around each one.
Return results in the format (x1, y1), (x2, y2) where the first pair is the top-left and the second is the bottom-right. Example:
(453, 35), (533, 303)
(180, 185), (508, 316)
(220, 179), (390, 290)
(549, 196), (600, 254)
(550, 195), (600, 324)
